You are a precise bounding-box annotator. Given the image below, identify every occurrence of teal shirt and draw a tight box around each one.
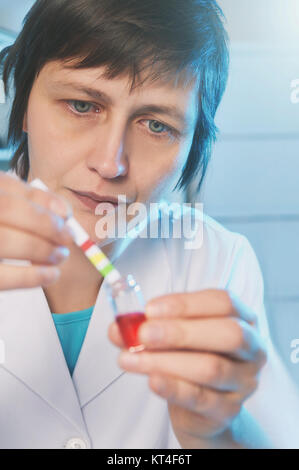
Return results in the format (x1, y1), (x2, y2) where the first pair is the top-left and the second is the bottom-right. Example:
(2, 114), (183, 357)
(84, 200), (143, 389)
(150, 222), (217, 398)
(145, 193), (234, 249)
(51, 306), (94, 376)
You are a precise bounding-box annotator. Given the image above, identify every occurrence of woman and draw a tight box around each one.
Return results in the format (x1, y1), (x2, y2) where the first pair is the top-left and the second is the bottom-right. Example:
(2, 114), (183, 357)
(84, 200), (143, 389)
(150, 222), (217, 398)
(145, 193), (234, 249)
(0, 0), (298, 449)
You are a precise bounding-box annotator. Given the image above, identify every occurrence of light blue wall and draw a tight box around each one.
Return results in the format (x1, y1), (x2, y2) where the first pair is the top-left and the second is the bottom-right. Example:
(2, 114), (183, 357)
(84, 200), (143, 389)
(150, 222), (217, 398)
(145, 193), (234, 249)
(199, 43), (299, 386)
(0, 149), (11, 170)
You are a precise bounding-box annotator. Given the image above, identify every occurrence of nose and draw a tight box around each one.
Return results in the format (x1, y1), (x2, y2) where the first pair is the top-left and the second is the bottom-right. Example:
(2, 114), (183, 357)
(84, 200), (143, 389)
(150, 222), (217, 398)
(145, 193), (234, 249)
(87, 123), (129, 179)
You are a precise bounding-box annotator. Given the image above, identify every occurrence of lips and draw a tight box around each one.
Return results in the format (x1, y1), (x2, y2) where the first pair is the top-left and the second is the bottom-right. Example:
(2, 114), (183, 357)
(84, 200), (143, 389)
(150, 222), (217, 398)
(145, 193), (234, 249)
(69, 189), (119, 211)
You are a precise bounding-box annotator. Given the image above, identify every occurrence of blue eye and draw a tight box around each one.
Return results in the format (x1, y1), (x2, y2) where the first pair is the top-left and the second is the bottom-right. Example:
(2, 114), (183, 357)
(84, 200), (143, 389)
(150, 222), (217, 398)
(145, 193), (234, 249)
(72, 101), (93, 113)
(147, 120), (178, 141)
(149, 120), (166, 133)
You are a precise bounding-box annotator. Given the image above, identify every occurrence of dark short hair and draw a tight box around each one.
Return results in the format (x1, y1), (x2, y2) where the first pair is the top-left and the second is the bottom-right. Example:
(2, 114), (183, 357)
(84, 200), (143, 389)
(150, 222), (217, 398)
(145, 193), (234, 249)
(0, 0), (229, 192)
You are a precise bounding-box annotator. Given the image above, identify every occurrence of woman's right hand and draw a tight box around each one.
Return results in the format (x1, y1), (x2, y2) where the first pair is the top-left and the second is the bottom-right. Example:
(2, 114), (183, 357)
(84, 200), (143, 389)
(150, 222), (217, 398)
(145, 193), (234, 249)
(0, 171), (74, 290)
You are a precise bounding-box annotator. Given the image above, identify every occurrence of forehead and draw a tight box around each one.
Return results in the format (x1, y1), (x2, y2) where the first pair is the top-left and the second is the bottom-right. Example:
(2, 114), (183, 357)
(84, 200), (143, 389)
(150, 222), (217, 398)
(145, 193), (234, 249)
(40, 59), (198, 93)
(38, 60), (200, 123)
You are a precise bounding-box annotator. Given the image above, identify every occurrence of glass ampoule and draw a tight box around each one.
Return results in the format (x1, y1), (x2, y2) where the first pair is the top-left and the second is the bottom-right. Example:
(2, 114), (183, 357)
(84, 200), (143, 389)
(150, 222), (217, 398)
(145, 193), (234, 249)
(106, 274), (146, 352)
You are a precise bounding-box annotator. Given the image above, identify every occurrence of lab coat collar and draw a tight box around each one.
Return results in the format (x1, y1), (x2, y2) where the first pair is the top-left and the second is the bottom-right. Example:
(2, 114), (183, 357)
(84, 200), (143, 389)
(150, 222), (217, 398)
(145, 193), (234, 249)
(0, 285), (90, 438)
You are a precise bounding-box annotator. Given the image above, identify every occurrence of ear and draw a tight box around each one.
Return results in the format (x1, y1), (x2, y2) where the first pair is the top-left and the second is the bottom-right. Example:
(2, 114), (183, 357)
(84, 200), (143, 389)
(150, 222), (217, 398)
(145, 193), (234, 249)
(22, 111), (28, 133)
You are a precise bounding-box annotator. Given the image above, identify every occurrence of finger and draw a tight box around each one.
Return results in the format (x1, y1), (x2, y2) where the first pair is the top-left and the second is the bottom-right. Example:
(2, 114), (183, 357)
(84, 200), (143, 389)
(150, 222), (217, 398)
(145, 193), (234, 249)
(138, 317), (266, 362)
(145, 289), (257, 324)
(149, 374), (242, 422)
(0, 171), (29, 195)
(0, 262), (61, 290)
(0, 171), (72, 219)
(26, 186), (73, 220)
(0, 192), (74, 248)
(118, 350), (260, 394)
(108, 321), (126, 348)
(0, 225), (70, 265)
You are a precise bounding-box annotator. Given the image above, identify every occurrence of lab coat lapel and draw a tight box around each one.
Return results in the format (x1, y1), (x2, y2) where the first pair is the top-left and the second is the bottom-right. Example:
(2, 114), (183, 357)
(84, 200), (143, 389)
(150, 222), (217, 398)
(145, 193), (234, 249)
(72, 235), (171, 407)
(0, 286), (90, 438)
(71, 274), (124, 408)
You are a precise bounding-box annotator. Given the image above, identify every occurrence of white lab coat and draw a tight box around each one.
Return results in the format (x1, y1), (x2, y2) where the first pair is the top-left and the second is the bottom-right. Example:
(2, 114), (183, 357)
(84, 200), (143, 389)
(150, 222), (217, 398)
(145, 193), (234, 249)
(0, 207), (298, 449)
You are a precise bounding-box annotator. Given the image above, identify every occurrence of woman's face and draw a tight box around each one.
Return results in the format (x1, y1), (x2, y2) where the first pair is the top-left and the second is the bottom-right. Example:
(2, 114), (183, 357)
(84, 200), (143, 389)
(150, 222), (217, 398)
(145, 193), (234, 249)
(24, 59), (198, 243)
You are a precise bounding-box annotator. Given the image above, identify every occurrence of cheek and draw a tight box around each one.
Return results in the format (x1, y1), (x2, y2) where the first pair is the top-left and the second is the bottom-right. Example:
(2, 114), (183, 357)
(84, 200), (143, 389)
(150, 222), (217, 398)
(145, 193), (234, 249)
(26, 96), (87, 180)
(130, 133), (192, 201)
(27, 98), (64, 172)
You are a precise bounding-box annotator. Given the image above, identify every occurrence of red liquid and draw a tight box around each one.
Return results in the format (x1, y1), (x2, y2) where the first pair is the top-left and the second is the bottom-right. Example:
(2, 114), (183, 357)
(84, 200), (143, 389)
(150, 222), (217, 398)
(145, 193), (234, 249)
(116, 312), (146, 351)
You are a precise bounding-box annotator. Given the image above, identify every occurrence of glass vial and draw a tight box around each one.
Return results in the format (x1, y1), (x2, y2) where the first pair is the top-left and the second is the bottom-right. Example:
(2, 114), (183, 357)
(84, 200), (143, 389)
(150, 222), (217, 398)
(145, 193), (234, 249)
(106, 274), (146, 352)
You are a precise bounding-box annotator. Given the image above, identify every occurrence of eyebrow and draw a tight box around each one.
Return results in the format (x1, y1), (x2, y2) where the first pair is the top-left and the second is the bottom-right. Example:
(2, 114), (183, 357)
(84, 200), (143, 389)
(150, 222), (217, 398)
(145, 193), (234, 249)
(50, 80), (191, 129)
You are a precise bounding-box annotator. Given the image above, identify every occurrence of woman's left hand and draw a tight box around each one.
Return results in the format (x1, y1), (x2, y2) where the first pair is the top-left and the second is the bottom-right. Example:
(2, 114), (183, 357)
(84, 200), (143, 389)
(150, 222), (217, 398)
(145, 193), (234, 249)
(108, 289), (267, 448)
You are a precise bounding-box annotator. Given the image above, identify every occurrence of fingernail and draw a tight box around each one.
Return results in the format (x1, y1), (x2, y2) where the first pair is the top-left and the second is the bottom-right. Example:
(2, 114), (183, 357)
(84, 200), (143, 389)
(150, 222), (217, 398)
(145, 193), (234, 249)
(49, 246), (70, 264)
(50, 198), (72, 219)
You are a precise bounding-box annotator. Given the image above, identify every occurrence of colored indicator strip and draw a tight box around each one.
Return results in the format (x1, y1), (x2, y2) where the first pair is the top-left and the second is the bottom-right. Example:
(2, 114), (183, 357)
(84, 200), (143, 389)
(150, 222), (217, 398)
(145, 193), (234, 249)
(80, 239), (116, 278)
